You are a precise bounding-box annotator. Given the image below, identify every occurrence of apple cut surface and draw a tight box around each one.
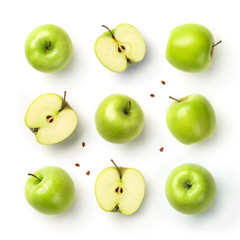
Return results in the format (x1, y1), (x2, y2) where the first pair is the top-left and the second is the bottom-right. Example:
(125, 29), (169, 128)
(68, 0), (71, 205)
(94, 24), (146, 72)
(95, 37), (128, 72)
(113, 24), (146, 62)
(95, 167), (145, 215)
(25, 93), (77, 145)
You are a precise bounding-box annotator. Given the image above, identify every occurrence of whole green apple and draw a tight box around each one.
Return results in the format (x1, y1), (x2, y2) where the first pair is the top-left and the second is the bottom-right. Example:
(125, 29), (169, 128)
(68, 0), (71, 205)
(25, 24), (73, 73)
(166, 23), (221, 73)
(25, 166), (75, 215)
(165, 163), (216, 214)
(166, 94), (216, 144)
(95, 94), (144, 143)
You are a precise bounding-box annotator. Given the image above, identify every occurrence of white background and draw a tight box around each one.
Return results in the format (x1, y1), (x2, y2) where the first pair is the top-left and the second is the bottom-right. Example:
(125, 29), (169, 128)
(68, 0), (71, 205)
(1, 0), (239, 239)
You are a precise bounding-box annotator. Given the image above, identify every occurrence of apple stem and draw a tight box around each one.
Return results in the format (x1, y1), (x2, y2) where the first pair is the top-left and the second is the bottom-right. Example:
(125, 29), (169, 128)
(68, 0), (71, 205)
(212, 40), (222, 48)
(169, 96), (181, 102)
(125, 101), (132, 114)
(59, 91), (67, 112)
(111, 159), (122, 179)
(102, 25), (115, 39)
(28, 173), (41, 182)
(46, 41), (51, 51)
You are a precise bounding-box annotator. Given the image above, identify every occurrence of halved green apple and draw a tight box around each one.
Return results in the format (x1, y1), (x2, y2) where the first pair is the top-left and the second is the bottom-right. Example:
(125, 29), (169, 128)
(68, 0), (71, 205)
(25, 91), (78, 145)
(95, 160), (145, 215)
(94, 24), (146, 72)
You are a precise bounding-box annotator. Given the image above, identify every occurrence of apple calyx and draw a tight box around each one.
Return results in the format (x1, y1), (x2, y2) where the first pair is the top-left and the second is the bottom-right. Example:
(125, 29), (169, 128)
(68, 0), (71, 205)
(169, 96), (181, 103)
(111, 159), (122, 179)
(101, 25), (131, 63)
(125, 101), (132, 114)
(28, 173), (41, 182)
(185, 182), (192, 189)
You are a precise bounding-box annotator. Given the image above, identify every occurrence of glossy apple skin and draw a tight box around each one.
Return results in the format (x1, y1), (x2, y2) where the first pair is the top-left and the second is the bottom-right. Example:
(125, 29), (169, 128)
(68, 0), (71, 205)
(166, 24), (215, 73)
(165, 163), (216, 214)
(95, 94), (144, 143)
(166, 94), (216, 145)
(25, 166), (75, 215)
(25, 24), (73, 73)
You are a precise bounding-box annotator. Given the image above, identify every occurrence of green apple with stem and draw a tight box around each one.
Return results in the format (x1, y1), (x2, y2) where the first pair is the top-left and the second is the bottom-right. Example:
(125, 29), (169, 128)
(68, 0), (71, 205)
(25, 91), (78, 145)
(25, 24), (73, 73)
(95, 160), (145, 215)
(166, 23), (221, 73)
(25, 166), (75, 215)
(94, 24), (146, 72)
(166, 94), (216, 145)
(165, 163), (216, 214)
(95, 94), (144, 143)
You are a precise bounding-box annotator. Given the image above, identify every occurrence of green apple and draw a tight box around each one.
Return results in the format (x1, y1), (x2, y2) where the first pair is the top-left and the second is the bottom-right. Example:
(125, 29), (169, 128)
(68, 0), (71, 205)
(94, 24), (146, 72)
(95, 94), (144, 143)
(166, 23), (221, 73)
(165, 163), (216, 214)
(25, 166), (75, 215)
(166, 94), (216, 145)
(25, 24), (73, 73)
(95, 160), (145, 215)
(25, 91), (78, 145)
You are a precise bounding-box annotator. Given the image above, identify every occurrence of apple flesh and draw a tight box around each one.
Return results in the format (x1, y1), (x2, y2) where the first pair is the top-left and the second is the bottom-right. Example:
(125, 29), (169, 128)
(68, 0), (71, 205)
(25, 24), (73, 73)
(166, 94), (216, 145)
(166, 23), (221, 73)
(165, 163), (216, 214)
(25, 91), (78, 145)
(25, 166), (75, 215)
(94, 24), (146, 72)
(95, 160), (145, 215)
(95, 94), (144, 143)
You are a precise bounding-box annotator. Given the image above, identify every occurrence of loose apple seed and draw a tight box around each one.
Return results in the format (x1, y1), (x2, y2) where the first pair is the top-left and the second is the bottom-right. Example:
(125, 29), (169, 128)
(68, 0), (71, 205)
(150, 93), (155, 97)
(160, 147), (164, 152)
(82, 142), (86, 147)
(86, 171), (90, 175)
(161, 80), (166, 85)
(75, 163), (80, 167)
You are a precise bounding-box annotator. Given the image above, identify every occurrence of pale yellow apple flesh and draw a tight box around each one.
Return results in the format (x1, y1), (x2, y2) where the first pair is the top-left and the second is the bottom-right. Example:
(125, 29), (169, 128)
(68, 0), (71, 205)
(25, 93), (78, 145)
(94, 24), (146, 72)
(95, 166), (145, 215)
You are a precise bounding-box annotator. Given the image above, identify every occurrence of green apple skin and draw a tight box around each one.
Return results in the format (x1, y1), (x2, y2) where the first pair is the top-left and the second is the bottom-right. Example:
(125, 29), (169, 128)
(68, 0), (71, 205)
(25, 166), (75, 215)
(166, 94), (216, 145)
(166, 24), (215, 73)
(165, 163), (216, 214)
(95, 94), (144, 144)
(25, 24), (73, 73)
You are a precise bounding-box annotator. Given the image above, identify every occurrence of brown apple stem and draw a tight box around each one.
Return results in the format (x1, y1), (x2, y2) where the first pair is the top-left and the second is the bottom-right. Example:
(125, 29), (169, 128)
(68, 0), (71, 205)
(212, 40), (222, 48)
(111, 159), (122, 179)
(125, 101), (132, 114)
(46, 41), (51, 51)
(169, 96), (181, 102)
(28, 173), (41, 182)
(59, 91), (67, 112)
(102, 25), (115, 39)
